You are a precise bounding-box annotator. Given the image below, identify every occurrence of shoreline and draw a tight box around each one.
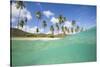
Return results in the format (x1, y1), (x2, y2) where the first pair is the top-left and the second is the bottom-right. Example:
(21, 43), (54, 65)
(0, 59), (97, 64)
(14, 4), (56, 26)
(11, 37), (61, 41)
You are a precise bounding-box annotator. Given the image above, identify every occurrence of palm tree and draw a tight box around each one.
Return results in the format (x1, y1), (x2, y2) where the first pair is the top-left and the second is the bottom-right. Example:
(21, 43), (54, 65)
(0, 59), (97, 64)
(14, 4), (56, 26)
(58, 15), (66, 24)
(58, 15), (66, 25)
(71, 27), (74, 33)
(58, 15), (66, 35)
(58, 15), (64, 24)
(19, 19), (25, 29)
(19, 17), (27, 29)
(75, 25), (80, 32)
(71, 20), (76, 33)
(58, 15), (66, 34)
(64, 26), (68, 34)
(50, 25), (54, 35)
(15, 1), (25, 28)
(63, 17), (67, 22)
(63, 16), (67, 26)
(42, 20), (47, 33)
(76, 26), (80, 32)
(55, 23), (59, 34)
(35, 11), (42, 34)
(61, 26), (66, 35)
(72, 20), (76, 26)
(36, 11), (42, 20)
(36, 28), (39, 34)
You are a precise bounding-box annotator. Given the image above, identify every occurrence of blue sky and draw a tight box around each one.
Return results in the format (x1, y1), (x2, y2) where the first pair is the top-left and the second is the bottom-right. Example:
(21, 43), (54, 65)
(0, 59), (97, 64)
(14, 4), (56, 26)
(11, 1), (96, 33)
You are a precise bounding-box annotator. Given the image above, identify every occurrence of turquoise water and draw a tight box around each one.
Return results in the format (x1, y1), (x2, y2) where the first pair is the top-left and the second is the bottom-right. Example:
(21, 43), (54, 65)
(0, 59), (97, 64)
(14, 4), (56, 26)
(11, 27), (96, 66)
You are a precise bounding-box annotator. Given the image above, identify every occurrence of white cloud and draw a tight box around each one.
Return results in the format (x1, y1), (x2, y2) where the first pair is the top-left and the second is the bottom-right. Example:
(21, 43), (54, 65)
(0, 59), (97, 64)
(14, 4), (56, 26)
(64, 21), (72, 28)
(50, 17), (59, 24)
(11, 3), (32, 23)
(22, 26), (37, 33)
(20, 8), (32, 20)
(43, 10), (54, 18)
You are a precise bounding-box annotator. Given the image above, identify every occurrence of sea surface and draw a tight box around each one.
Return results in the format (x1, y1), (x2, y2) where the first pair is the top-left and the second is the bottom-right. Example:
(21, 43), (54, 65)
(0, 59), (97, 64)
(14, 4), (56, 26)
(11, 27), (96, 66)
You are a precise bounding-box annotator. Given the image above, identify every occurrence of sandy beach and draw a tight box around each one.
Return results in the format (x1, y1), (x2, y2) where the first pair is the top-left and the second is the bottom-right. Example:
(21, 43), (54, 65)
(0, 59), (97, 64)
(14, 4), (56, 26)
(11, 37), (61, 41)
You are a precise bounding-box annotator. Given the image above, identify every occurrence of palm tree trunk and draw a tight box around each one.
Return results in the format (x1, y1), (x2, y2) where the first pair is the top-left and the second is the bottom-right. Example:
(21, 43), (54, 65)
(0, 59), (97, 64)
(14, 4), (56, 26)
(37, 19), (39, 34)
(44, 27), (45, 34)
(58, 24), (60, 35)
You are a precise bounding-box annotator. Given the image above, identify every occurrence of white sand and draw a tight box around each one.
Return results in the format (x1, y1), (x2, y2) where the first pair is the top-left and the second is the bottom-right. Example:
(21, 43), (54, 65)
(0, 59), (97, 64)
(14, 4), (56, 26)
(11, 37), (61, 41)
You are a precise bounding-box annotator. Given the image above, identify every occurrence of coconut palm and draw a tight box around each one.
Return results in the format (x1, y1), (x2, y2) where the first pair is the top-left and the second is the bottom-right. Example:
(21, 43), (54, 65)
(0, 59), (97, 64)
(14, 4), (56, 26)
(50, 25), (54, 35)
(58, 15), (64, 33)
(72, 20), (76, 25)
(58, 15), (66, 24)
(75, 25), (80, 32)
(36, 11), (42, 20)
(36, 28), (39, 34)
(42, 20), (47, 33)
(19, 19), (25, 29)
(71, 27), (73, 33)
(15, 1), (25, 28)
(35, 11), (42, 34)
(19, 17), (28, 29)
(62, 16), (67, 26)
(61, 26), (66, 35)
(71, 20), (76, 33)
(64, 26), (68, 34)
(58, 15), (66, 35)
(55, 23), (59, 34)
(63, 17), (67, 22)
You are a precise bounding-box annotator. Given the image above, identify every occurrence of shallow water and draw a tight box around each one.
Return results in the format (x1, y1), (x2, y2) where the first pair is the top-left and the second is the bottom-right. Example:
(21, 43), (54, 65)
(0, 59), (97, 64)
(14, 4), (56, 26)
(11, 27), (96, 66)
